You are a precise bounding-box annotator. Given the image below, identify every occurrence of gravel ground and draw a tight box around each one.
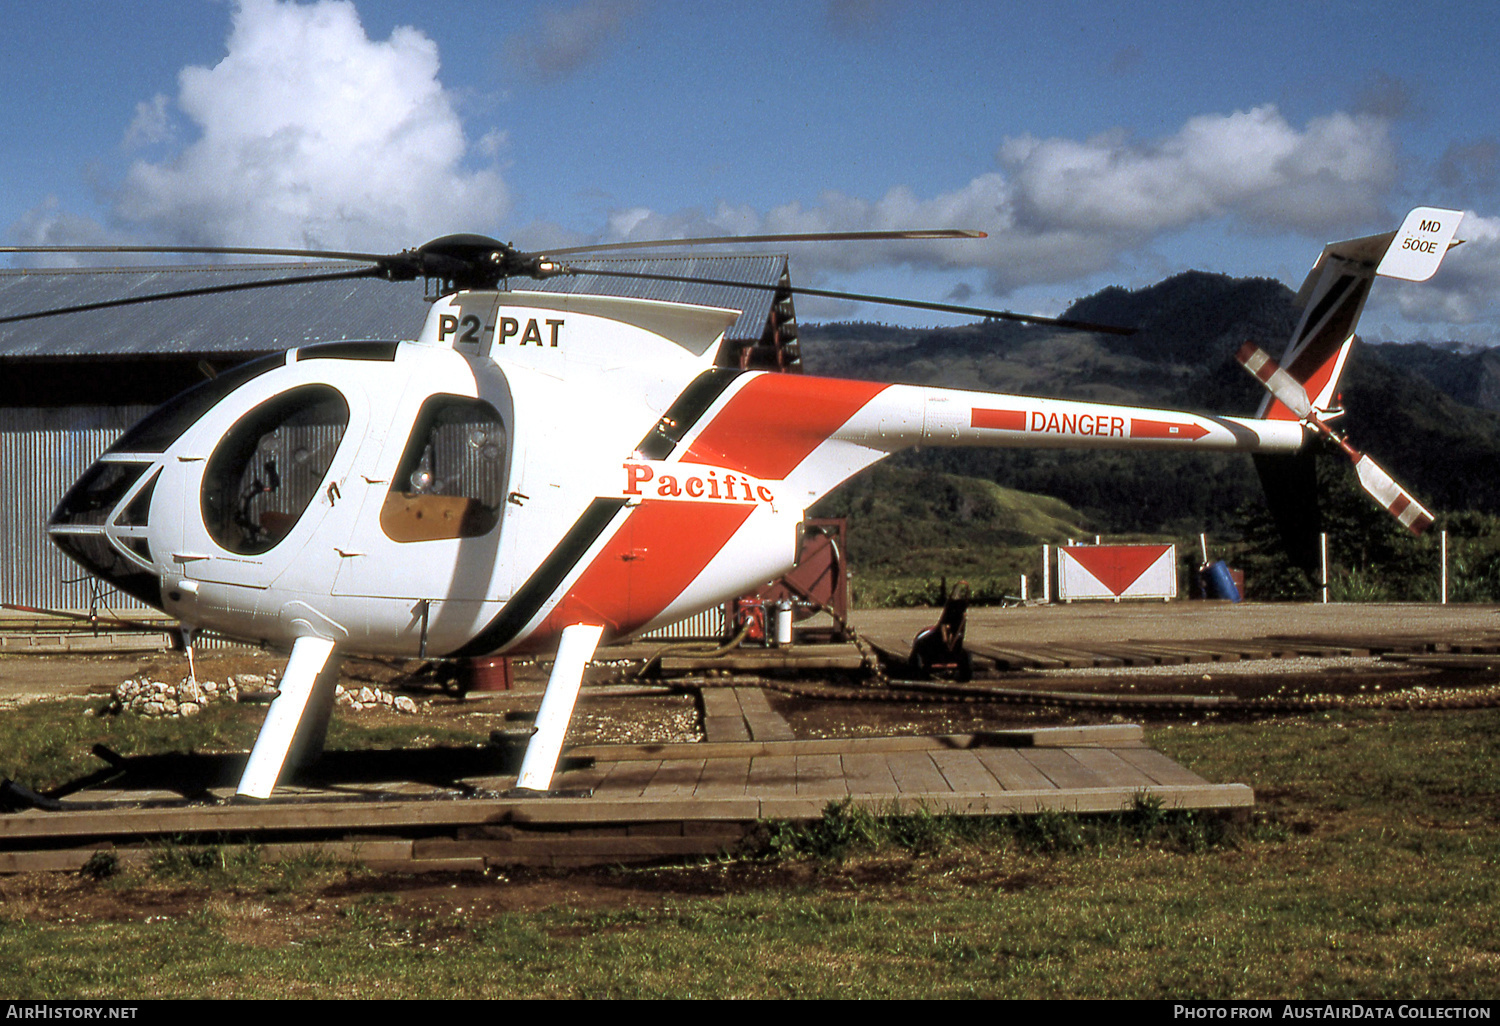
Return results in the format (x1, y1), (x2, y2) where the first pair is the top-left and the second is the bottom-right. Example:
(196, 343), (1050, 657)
(852, 601), (1500, 646)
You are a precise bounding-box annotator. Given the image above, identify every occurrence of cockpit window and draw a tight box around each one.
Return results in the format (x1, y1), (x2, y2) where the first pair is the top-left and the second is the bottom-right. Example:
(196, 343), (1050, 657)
(50, 462), (148, 527)
(201, 384), (349, 555)
(381, 395), (506, 543)
(115, 468), (160, 527)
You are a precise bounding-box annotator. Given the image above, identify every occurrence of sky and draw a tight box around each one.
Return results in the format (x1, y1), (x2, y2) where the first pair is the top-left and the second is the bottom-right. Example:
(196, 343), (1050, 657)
(3, 0), (1499, 343)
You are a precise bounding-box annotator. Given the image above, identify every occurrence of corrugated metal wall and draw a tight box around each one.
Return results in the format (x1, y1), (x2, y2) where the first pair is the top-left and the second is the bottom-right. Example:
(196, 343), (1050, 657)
(639, 607), (727, 641)
(0, 406), (153, 609)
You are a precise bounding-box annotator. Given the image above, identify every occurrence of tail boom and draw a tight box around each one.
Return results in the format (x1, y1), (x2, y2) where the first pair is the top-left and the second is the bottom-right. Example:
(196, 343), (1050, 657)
(829, 383), (1305, 456)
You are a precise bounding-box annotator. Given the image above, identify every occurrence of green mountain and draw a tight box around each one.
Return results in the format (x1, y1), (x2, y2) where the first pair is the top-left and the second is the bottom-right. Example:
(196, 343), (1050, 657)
(1364, 341), (1500, 412)
(812, 464), (1095, 606)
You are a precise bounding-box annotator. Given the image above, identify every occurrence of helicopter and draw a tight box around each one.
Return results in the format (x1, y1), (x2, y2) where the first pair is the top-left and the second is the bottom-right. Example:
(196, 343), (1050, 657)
(2, 206), (1463, 799)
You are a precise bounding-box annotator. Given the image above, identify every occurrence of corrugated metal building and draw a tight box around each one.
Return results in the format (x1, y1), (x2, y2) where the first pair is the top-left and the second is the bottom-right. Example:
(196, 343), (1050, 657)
(0, 256), (799, 610)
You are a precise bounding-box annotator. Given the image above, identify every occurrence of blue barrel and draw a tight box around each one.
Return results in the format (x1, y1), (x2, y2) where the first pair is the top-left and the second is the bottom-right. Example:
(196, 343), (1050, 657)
(1204, 560), (1242, 602)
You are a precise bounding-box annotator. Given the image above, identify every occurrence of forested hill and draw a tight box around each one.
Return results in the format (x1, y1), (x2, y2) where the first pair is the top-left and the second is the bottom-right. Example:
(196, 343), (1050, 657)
(1363, 341), (1500, 412)
(799, 271), (1500, 535)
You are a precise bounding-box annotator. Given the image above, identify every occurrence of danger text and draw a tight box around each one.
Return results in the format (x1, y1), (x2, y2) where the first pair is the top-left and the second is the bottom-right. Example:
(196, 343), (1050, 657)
(1030, 411), (1127, 437)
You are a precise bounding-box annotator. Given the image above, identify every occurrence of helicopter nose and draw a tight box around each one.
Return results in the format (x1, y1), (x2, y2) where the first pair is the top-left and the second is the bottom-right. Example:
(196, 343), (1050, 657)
(48, 458), (165, 610)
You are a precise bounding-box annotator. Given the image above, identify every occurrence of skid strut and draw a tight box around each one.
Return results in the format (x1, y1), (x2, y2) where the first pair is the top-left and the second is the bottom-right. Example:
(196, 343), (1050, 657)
(516, 623), (605, 792)
(237, 636), (341, 800)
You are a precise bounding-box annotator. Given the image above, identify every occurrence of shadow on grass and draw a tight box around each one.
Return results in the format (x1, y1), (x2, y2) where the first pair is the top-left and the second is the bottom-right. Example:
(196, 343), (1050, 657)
(30, 735), (593, 804)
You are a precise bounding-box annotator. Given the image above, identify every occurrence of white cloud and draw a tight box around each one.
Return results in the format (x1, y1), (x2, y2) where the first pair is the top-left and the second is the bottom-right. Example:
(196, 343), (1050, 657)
(587, 105), (1404, 299)
(1001, 106), (1394, 235)
(111, 0), (509, 252)
(8, 196), (122, 261)
(123, 94), (175, 151)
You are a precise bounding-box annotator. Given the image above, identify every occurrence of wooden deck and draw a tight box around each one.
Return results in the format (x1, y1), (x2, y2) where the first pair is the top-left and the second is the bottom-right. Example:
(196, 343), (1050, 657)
(0, 719), (1246, 874)
(552, 725), (1248, 817)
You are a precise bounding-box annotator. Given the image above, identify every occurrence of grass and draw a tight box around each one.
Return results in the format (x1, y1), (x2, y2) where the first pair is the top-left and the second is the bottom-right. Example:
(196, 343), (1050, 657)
(752, 793), (1248, 862)
(1, 703), (1498, 998)
(0, 695), (493, 794)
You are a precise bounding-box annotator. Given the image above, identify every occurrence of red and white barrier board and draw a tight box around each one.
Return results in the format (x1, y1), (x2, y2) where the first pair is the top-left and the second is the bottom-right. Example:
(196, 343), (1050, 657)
(1058, 544), (1177, 602)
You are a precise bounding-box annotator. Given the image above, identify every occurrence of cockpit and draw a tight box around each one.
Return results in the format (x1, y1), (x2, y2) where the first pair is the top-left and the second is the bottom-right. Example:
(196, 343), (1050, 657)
(46, 340), (512, 622)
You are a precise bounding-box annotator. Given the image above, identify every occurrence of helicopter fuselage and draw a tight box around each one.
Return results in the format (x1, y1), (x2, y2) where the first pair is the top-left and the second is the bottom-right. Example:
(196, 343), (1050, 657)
(48, 288), (1305, 660)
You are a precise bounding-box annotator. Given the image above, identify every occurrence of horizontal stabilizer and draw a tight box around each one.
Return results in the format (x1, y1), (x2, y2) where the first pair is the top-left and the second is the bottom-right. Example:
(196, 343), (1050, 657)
(1376, 207), (1464, 282)
(1258, 206), (1463, 424)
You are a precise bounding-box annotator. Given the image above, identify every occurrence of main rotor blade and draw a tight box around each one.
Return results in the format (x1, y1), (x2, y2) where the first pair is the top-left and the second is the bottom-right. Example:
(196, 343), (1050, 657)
(537, 229), (987, 258)
(561, 265), (1136, 335)
(0, 267), (384, 325)
(0, 243), (391, 263)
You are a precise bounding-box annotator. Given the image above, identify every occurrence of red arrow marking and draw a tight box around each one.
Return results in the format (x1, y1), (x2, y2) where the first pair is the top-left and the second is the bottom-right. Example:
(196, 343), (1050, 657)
(971, 408), (1027, 431)
(1129, 418), (1209, 441)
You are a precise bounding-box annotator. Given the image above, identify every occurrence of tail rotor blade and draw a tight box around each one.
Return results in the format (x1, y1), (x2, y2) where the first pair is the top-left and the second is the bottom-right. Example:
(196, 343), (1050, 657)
(1353, 454), (1434, 536)
(1236, 342), (1313, 420)
(1237, 340), (1433, 536)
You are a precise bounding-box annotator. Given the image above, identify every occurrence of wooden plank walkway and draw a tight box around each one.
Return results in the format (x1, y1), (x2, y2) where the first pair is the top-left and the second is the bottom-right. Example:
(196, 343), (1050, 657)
(0, 723), (1247, 875)
(700, 687), (797, 742)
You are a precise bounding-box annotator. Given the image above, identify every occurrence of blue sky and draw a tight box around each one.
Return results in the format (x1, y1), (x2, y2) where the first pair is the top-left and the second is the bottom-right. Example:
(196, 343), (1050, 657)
(4, 0), (1499, 342)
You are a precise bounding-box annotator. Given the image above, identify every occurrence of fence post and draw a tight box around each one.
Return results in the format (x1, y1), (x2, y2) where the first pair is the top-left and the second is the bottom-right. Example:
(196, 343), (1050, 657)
(1041, 544), (1051, 604)
(1321, 533), (1329, 604)
(1441, 530), (1448, 605)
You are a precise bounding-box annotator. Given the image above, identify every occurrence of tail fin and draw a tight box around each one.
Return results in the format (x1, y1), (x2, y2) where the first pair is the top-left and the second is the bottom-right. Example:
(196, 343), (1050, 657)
(1238, 207), (1461, 540)
(1257, 206), (1464, 422)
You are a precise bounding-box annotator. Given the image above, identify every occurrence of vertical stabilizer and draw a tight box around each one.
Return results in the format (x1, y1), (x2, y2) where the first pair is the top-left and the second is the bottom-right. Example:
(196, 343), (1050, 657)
(1237, 207), (1461, 540)
(1257, 207), (1464, 421)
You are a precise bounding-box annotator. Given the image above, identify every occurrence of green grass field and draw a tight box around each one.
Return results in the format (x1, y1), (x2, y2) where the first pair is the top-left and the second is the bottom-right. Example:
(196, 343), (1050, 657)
(1, 702), (1497, 999)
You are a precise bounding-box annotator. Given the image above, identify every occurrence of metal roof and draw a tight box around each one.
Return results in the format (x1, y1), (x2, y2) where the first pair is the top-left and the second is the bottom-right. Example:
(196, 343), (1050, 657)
(0, 255), (786, 359)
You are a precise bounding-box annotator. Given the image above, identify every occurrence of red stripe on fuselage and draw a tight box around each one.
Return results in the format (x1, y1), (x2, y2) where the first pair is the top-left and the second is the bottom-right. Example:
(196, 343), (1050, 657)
(521, 499), (755, 652)
(972, 408), (1027, 431)
(681, 375), (888, 479)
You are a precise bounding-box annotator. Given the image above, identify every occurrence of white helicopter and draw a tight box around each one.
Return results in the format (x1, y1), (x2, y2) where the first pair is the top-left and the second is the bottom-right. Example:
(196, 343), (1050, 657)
(3, 207), (1463, 800)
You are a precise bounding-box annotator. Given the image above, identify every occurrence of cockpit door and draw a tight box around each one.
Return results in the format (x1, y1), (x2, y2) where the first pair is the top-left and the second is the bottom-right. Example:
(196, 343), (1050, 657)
(331, 379), (511, 606)
(172, 375), (369, 591)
